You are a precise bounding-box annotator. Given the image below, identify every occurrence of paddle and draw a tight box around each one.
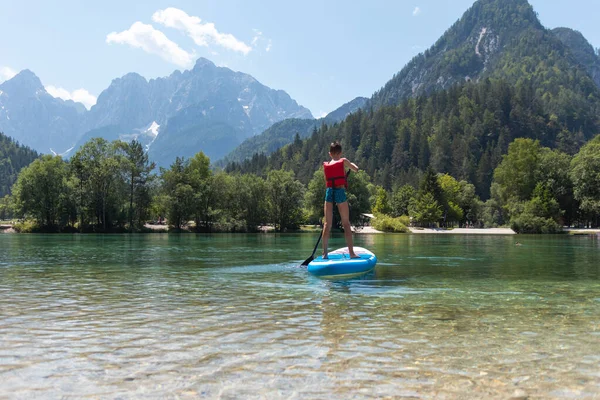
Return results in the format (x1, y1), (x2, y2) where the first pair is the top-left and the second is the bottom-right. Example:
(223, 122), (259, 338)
(301, 170), (351, 266)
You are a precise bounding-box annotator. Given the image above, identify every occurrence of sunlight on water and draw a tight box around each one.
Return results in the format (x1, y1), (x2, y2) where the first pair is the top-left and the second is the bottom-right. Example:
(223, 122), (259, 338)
(1, 233), (599, 398)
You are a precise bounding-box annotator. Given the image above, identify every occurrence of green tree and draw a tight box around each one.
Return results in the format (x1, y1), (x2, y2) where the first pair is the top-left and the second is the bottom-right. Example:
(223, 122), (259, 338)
(510, 183), (562, 233)
(438, 173), (464, 226)
(266, 169), (305, 232)
(492, 138), (572, 230)
(537, 149), (575, 225)
(493, 138), (542, 202)
(456, 180), (482, 225)
(482, 183), (507, 228)
(409, 192), (443, 227)
(0, 195), (13, 220)
(71, 138), (124, 230)
(187, 152), (213, 231)
(391, 184), (416, 217)
(372, 186), (392, 215)
(208, 171), (239, 232)
(160, 157), (194, 229)
(150, 192), (169, 224)
(118, 140), (156, 230)
(570, 135), (600, 226)
(420, 167), (444, 205)
(237, 174), (268, 231)
(11, 155), (69, 229)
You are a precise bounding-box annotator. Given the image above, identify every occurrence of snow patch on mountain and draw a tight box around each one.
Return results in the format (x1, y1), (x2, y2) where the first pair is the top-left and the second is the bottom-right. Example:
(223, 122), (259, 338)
(137, 121), (161, 151)
(147, 121), (160, 137)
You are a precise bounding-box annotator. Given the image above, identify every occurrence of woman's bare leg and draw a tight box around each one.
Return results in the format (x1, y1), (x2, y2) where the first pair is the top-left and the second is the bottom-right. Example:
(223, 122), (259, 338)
(322, 201), (333, 258)
(337, 202), (357, 258)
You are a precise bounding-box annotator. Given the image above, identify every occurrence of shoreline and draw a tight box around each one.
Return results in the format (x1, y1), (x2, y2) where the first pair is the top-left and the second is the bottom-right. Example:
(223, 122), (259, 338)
(565, 229), (600, 235)
(3, 223), (598, 236)
(408, 227), (516, 235)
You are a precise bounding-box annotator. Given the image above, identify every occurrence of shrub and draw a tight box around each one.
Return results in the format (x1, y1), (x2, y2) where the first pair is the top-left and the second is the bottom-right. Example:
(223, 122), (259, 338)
(213, 218), (247, 233)
(13, 219), (42, 233)
(510, 213), (563, 234)
(397, 215), (411, 226)
(372, 214), (410, 233)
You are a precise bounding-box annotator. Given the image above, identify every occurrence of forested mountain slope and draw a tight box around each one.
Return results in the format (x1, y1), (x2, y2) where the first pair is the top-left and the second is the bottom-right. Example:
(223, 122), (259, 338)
(226, 0), (600, 199)
(0, 132), (39, 197)
(552, 27), (600, 88)
(371, 0), (600, 109)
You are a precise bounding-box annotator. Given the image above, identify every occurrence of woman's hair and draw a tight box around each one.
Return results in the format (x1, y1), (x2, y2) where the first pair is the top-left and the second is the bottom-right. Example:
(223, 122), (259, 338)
(329, 141), (342, 154)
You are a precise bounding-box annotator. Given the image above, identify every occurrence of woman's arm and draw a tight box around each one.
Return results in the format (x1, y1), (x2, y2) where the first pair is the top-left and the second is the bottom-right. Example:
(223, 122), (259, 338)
(344, 158), (359, 172)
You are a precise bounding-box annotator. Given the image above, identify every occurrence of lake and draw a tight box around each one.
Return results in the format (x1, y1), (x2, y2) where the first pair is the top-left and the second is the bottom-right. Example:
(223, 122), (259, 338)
(1, 233), (599, 399)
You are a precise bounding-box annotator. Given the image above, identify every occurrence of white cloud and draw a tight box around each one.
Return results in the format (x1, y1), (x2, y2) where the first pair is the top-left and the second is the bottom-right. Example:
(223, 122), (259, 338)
(46, 85), (97, 109)
(413, 7), (421, 16)
(251, 28), (272, 52)
(106, 21), (194, 67)
(152, 8), (252, 55)
(0, 66), (17, 83)
(251, 29), (262, 46)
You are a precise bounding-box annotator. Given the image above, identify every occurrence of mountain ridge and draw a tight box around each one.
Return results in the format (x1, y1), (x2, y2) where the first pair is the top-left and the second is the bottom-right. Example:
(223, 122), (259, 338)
(0, 58), (313, 166)
(218, 96), (369, 166)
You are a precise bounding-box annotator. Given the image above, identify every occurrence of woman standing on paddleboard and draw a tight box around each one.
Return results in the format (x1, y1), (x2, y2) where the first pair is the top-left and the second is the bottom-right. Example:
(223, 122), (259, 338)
(322, 141), (359, 259)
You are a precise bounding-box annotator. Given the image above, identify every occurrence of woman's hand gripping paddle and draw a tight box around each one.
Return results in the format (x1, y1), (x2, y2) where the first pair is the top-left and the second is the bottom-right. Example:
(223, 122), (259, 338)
(300, 170), (351, 267)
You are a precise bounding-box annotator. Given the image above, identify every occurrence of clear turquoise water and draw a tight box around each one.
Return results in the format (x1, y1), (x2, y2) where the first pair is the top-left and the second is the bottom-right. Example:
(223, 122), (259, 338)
(1, 233), (599, 398)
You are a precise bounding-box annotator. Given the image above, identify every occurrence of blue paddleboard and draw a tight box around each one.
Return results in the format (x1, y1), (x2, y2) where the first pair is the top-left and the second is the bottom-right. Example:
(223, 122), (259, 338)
(307, 247), (377, 278)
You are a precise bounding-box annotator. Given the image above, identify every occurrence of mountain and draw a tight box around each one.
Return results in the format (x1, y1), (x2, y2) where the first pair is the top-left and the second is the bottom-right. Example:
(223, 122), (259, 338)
(149, 97), (255, 165)
(0, 70), (85, 153)
(219, 119), (317, 166)
(218, 96), (369, 166)
(372, 0), (547, 107)
(73, 58), (312, 166)
(0, 132), (40, 197)
(323, 97), (368, 124)
(225, 0), (600, 168)
(1, 59), (312, 166)
(226, 0), (600, 199)
(552, 27), (600, 88)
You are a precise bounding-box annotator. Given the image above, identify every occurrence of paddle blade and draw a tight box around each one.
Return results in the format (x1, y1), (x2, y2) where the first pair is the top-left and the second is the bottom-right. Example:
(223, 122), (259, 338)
(300, 229), (323, 267)
(300, 256), (314, 267)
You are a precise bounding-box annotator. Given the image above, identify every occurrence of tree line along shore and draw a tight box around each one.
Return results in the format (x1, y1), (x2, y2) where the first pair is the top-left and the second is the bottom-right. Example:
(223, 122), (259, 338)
(0, 132), (599, 234)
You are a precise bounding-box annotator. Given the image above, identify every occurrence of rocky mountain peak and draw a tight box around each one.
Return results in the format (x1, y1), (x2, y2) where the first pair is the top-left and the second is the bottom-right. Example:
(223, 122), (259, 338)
(114, 72), (147, 86)
(193, 57), (216, 70)
(0, 69), (45, 96)
(371, 0), (549, 107)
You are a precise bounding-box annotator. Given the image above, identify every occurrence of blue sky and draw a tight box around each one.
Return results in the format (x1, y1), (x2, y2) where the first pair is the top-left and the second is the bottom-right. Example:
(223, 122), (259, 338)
(1, 0), (599, 116)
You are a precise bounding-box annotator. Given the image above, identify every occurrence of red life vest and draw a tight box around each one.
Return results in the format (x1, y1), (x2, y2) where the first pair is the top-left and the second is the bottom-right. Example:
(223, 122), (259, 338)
(323, 159), (347, 188)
